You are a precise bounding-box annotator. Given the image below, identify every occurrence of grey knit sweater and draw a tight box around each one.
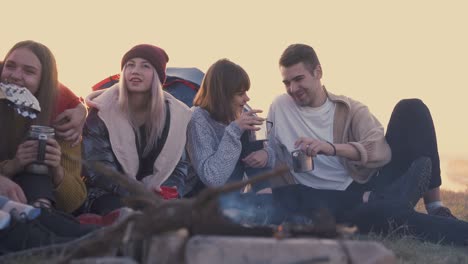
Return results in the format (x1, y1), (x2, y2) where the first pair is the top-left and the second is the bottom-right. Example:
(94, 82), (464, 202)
(187, 107), (274, 187)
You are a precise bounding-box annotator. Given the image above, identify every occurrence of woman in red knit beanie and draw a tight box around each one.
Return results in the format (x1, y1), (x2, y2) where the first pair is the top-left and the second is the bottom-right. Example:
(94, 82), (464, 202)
(82, 44), (192, 215)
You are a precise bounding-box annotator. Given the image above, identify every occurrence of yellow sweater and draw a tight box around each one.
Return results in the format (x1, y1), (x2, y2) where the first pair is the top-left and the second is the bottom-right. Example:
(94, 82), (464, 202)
(55, 140), (87, 213)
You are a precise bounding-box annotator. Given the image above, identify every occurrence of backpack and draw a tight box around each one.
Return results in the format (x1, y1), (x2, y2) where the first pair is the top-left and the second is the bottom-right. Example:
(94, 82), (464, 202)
(91, 67), (204, 107)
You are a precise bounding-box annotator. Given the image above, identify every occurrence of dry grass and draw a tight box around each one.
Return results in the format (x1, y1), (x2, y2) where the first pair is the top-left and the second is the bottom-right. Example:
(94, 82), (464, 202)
(362, 234), (468, 264)
(366, 189), (468, 264)
(415, 188), (468, 221)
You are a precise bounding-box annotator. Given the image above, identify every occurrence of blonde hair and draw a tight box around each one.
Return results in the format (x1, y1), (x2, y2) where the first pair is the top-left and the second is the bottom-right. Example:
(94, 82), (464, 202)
(118, 66), (167, 156)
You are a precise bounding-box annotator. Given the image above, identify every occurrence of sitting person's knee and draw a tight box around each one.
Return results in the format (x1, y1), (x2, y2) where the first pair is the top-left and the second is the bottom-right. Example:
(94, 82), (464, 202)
(396, 98), (427, 112)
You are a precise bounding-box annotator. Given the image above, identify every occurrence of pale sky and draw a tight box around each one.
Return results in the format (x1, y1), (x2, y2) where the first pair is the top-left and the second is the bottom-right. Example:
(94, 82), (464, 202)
(2, 1), (467, 190)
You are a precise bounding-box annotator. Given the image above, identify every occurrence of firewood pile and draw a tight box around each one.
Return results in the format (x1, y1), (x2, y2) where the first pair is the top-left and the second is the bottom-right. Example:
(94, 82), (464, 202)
(0, 163), (358, 264)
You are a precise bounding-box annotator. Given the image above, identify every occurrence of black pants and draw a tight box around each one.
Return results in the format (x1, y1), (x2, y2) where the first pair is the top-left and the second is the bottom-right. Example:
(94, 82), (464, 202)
(376, 98), (441, 191)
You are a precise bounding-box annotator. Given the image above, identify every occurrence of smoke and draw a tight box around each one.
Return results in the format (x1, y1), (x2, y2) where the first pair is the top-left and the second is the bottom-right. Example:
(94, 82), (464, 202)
(218, 191), (316, 226)
(219, 192), (274, 226)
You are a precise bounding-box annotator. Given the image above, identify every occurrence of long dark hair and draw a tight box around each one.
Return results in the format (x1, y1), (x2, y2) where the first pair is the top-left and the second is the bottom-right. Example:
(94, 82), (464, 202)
(193, 59), (250, 123)
(0, 40), (58, 160)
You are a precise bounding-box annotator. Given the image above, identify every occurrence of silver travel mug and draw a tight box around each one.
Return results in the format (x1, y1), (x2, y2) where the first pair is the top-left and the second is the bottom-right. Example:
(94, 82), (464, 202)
(25, 125), (55, 174)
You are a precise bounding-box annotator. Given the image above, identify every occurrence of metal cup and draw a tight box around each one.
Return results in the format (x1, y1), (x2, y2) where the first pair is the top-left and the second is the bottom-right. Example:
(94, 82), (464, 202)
(25, 125), (55, 174)
(291, 149), (314, 173)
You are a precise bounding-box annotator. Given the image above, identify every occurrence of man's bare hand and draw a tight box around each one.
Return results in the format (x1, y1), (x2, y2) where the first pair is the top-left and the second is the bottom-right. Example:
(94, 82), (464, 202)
(294, 137), (334, 157)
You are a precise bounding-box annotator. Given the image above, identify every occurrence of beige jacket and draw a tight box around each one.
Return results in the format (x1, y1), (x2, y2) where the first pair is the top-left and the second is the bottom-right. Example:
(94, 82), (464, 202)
(326, 90), (391, 183)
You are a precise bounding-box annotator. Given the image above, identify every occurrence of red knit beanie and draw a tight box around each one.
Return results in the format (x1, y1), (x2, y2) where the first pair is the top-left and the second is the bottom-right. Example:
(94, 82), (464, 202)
(121, 44), (169, 84)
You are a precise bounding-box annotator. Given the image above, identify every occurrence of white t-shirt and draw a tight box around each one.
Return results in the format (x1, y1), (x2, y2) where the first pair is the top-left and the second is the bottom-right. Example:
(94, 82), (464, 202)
(268, 94), (353, 190)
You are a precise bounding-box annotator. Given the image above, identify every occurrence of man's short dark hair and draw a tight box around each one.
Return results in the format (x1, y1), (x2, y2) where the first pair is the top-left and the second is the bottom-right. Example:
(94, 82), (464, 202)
(279, 44), (321, 74)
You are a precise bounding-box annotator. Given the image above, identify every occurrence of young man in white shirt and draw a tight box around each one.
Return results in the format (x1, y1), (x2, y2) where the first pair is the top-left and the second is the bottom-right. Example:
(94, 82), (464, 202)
(266, 44), (462, 234)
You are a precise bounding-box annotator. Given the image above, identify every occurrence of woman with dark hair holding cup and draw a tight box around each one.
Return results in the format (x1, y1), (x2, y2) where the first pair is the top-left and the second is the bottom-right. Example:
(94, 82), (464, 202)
(187, 59), (275, 193)
(0, 40), (86, 214)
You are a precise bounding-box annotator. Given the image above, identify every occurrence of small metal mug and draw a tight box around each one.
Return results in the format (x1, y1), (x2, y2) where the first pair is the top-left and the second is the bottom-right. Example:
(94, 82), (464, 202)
(25, 125), (55, 174)
(291, 149), (314, 173)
